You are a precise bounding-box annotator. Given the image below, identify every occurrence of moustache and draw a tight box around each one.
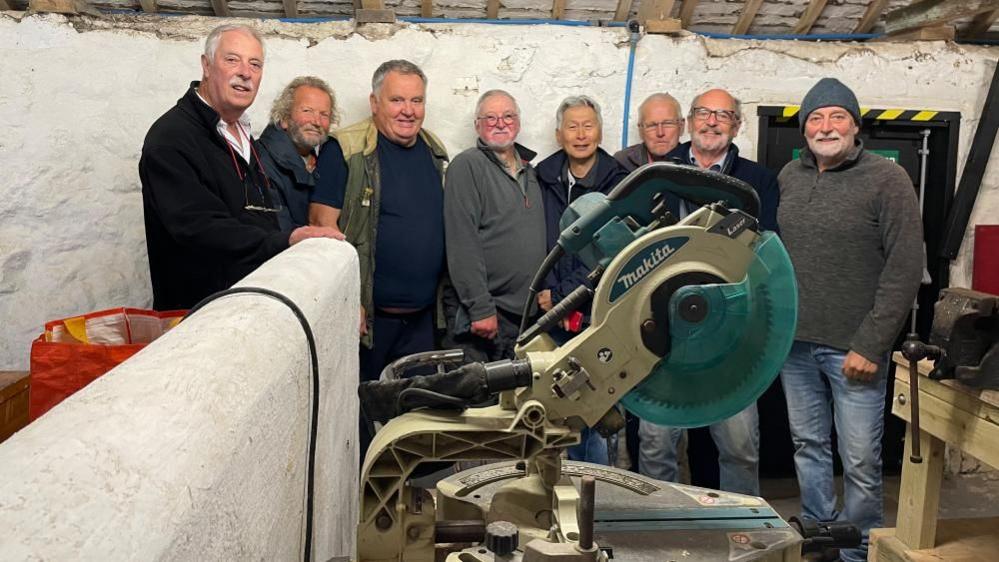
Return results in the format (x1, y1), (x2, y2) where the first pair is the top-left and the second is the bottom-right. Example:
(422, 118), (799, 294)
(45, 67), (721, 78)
(229, 77), (253, 91)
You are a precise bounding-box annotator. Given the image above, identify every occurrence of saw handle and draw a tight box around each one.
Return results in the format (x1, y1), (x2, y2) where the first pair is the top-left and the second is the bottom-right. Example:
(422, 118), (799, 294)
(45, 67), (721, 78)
(518, 285), (594, 345)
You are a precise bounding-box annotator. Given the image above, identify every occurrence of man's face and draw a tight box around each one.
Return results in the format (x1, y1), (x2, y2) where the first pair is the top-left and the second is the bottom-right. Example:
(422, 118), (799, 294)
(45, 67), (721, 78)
(804, 106), (859, 164)
(639, 100), (684, 157)
(556, 105), (602, 161)
(370, 71), (426, 147)
(475, 95), (520, 150)
(689, 90), (741, 155)
(281, 85), (332, 151)
(200, 30), (264, 119)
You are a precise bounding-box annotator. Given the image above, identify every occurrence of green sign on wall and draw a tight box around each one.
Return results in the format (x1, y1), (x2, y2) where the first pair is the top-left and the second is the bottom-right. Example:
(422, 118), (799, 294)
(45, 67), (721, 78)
(792, 148), (899, 162)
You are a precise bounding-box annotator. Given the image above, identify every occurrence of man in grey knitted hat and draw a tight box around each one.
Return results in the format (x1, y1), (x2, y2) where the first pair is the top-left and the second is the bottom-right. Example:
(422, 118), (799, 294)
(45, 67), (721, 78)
(777, 78), (923, 562)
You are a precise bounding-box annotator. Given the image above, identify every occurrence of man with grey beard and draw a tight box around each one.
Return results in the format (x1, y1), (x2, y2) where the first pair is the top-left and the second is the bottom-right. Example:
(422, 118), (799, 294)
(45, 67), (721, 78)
(778, 77), (922, 562)
(258, 76), (340, 231)
(442, 89), (546, 362)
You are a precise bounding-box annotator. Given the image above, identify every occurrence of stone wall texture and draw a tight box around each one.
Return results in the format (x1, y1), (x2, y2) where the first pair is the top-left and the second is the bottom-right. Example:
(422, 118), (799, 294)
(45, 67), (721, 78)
(0, 238), (360, 560)
(1, 13), (997, 374)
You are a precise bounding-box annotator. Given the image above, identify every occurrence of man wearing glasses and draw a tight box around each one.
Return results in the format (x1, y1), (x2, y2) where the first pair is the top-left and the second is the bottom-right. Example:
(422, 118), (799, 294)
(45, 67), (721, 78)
(442, 90), (546, 363)
(614, 93), (685, 172)
(639, 88), (780, 497)
(140, 24), (340, 311)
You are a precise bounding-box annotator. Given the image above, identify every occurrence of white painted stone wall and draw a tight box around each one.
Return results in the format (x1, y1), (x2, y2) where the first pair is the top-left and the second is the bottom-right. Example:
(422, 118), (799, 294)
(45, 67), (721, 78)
(1, 13), (997, 372)
(0, 238), (359, 560)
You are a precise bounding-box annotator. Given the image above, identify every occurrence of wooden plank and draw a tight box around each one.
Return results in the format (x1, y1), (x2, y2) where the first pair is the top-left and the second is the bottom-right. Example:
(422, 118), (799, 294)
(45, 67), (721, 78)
(360, 0), (384, 8)
(871, 518), (999, 562)
(209, 0), (230, 17)
(791, 0), (828, 34)
(880, 24), (956, 41)
(613, 0), (633, 22)
(282, 0), (296, 18)
(28, 0), (78, 13)
(895, 424), (945, 549)
(965, 9), (999, 37)
(486, 0), (499, 19)
(551, 0), (564, 20)
(892, 377), (999, 470)
(638, 0), (674, 23)
(893, 353), (999, 414)
(731, 0), (764, 35)
(420, 0), (431, 17)
(137, 0), (156, 12)
(356, 7), (395, 22)
(679, 0), (698, 28)
(0, 0), (13, 9)
(645, 18), (682, 34)
(885, 0), (999, 36)
(854, 0), (888, 33)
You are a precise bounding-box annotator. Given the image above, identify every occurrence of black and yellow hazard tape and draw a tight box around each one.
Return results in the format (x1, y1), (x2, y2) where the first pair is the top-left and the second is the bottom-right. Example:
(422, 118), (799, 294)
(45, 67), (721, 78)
(774, 105), (943, 122)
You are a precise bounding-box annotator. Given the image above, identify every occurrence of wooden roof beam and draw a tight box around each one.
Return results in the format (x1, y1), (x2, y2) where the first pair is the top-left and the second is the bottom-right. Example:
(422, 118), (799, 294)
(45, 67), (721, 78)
(732, 0), (763, 35)
(679, 0), (698, 28)
(0, 0), (12, 9)
(965, 9), (999, 37)
(210, 0), (230, 17)
(420, 0), (431, 17)
(791, 0), (827, 34)
(886, 0), (999, 36)
(854, 0), (887, 33)
(638, 0), (675, 23)
(613, 0), (633, 21)
(486, 0), (498, 19)
(552, 0), (564, 20)
(282, 0), (296, 18)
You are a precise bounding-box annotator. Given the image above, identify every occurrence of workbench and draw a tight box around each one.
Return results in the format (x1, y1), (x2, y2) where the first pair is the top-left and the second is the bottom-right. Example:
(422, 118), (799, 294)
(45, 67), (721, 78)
(0, 371), (30, 443)
(869, 353), (999, 561)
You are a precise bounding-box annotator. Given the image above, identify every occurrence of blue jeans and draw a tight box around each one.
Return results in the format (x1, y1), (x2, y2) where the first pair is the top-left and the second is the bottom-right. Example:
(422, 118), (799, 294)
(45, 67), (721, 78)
(780, 341), (887, 562)
(567, 427), (609, 465)
(637, 404), (760, 495)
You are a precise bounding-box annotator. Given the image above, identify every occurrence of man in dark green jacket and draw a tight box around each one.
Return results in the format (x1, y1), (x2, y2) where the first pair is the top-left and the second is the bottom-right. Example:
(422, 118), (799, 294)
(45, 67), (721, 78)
(442, 89), (546, 363)
(310, 61), (449, 461)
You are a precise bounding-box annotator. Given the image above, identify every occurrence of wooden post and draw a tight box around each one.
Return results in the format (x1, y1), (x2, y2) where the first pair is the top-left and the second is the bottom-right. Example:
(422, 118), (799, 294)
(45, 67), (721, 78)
(551, 0), (565, 20)
(678, 0), (698, 28)
(731, 0), (763, 35)
(486, 0), (499, 19)
(895, 424), (945, 549)
(854, 0), (888, 33)
(791, 0), (828, 34)
(420, 0), (432, 17)
(613, 0), (633, 21)
(282, 0), (297, 18)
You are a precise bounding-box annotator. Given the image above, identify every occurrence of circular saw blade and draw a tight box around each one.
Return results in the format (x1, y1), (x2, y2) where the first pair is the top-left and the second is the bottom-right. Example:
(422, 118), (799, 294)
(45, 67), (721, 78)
(620, 232), (797, 428)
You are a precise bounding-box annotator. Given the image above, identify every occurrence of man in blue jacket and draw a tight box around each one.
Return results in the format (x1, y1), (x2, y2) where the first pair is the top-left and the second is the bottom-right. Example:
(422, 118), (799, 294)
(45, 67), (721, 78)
(536, 95), (628, 464)
(639, 88), (779, 496)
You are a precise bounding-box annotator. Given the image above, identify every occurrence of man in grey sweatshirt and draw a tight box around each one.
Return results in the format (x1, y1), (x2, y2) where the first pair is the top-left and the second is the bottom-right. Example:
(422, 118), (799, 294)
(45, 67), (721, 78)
(778, 78), (923, 562)
(442, 89), (547, 362)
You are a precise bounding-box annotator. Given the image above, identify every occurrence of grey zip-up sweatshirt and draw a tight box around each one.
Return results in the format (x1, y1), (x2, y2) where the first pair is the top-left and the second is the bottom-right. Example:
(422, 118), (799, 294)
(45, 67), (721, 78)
(777, 141), (923, 363)
(444, 140), (547, 320)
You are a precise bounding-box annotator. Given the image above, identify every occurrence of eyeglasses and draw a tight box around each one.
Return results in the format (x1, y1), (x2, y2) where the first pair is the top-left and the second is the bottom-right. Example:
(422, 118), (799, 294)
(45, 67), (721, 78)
(477, 113), (519, 126)
(640, 119), (683, 131)
(690, 107), (739, 124)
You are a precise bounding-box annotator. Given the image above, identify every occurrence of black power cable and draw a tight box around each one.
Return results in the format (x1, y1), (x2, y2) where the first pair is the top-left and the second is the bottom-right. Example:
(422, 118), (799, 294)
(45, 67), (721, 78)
(186, 286), (320, 562)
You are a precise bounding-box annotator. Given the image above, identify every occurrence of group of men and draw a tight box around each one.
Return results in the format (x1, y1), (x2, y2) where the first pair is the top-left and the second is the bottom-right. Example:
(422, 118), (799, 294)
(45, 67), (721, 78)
(140, 24), (923, 562)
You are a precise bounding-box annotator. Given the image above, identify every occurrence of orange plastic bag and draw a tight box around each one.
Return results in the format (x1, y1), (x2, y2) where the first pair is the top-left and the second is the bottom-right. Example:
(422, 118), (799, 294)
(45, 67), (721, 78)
(29, 308), (185, 420)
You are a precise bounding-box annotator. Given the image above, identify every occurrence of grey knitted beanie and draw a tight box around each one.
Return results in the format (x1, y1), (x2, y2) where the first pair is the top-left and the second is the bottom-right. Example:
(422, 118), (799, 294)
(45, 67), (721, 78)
(799, 78), (861, 132)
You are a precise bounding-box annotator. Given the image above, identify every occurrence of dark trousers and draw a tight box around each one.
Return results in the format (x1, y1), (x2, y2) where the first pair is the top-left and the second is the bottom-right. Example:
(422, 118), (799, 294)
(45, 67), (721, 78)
(441, 307), (525, 364)
(358, 307), (436, 464)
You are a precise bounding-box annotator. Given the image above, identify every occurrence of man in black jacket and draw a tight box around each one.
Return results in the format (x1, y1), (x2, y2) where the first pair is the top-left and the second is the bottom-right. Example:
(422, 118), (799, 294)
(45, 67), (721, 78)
(140, 24), (338, 310)
(638, 88), (779, 497)
(258, 76), (341, 231)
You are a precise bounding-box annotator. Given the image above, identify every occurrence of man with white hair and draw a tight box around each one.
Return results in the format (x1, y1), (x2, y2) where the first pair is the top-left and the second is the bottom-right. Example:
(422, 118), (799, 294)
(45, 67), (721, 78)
(442, 89), (546, 362)
(140, 24), (339, 310)
(258, 76), (339, 231)
(614, 92), (686, 172)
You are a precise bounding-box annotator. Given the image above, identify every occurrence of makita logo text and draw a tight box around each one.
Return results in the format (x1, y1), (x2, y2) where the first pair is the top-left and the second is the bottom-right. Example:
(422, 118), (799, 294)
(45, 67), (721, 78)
(616, 244), (677, 290)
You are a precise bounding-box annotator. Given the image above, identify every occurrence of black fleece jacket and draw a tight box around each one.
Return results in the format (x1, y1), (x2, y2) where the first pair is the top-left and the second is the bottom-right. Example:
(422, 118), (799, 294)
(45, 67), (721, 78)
(140, 82), (289, 310)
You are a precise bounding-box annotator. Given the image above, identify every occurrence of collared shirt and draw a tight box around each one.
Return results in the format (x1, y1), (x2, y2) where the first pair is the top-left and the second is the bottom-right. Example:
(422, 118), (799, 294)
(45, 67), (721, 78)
(689, 147), (730, 172)
(195, 89), (253, 163)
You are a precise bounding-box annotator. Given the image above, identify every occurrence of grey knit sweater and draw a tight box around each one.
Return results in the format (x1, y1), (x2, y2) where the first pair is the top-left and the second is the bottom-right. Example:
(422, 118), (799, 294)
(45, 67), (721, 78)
(777, 141), (924, 363)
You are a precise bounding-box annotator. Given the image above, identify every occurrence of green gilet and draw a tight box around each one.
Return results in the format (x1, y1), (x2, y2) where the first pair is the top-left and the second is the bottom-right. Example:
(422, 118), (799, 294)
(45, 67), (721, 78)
(332, 118), (449, 348)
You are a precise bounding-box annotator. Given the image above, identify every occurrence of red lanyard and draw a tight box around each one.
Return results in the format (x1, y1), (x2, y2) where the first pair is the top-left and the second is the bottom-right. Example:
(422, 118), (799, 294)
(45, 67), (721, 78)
(222, 122), (272, 191)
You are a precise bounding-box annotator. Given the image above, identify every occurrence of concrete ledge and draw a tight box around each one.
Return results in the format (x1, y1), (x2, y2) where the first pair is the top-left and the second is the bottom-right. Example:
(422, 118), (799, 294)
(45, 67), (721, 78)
(0, 239), (360, 561)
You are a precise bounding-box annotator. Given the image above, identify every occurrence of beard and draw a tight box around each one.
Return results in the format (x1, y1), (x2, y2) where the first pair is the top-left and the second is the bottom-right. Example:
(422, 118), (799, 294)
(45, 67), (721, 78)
(288, 121), (325, 151)
(808, 134), (851, 159)
(691, 127), (732, 153)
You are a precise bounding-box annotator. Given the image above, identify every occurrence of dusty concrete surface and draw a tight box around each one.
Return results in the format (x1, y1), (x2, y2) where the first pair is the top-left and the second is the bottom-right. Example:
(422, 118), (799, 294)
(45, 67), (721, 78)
(0, 239), (360, 560)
